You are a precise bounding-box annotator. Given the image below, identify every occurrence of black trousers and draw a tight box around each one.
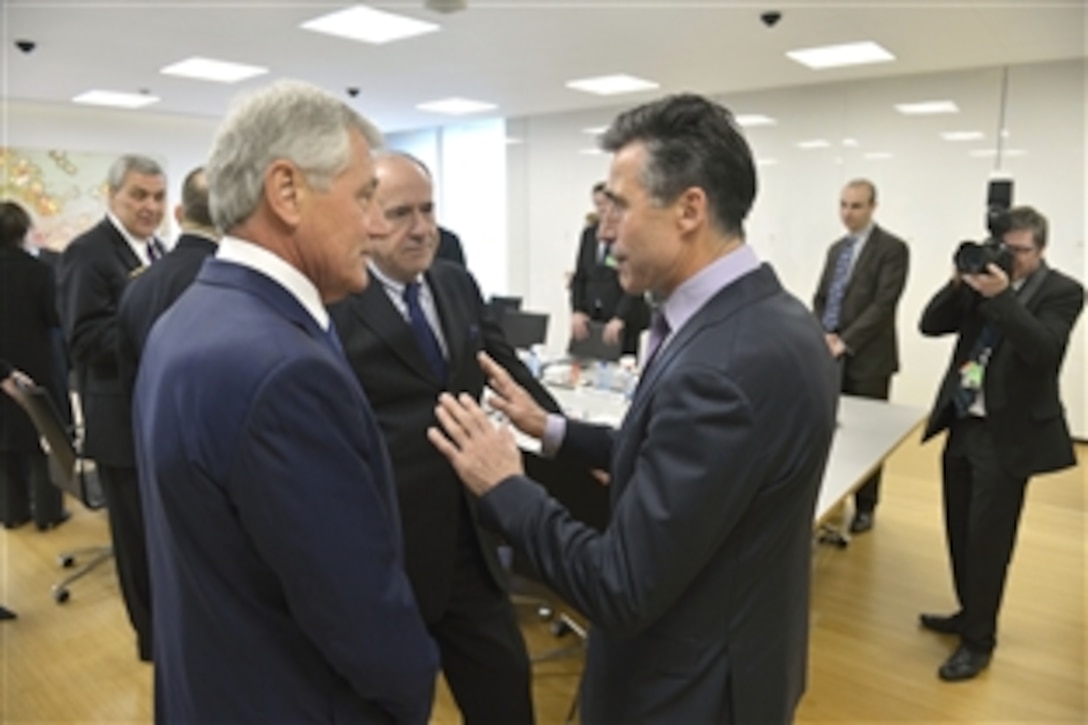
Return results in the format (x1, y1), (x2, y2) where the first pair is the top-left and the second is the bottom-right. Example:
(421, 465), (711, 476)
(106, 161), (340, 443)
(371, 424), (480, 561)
(941, 417), (1028, 653)
(0, 450), (65, 528)
(430, 529), (534, 724)
(840, 364), (892, 513)
(98, 464), (153, 661)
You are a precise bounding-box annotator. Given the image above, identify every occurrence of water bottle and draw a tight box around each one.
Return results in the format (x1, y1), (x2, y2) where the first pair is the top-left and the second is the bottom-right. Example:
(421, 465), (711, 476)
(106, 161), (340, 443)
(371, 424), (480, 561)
(595, 360), (612, 391)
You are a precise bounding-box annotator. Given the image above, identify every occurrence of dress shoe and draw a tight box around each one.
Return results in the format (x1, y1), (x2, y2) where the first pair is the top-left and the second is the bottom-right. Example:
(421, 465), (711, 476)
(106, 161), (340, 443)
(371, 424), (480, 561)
(36, 510), (71, 531)
(2, 514), (31, 530)
(919, 612), (963, 635)
(938, 645), (991, 681)
(849, 510), (874, 534)
(0, 605), (16, 621)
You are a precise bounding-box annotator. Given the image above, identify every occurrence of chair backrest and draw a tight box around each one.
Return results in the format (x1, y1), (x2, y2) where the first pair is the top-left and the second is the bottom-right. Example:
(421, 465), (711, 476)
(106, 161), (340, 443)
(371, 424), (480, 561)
(567, 320), (623, 362)
(8, 384), (105, 509)
(487, 295), (523, 322)
(500, 311), (549, 350)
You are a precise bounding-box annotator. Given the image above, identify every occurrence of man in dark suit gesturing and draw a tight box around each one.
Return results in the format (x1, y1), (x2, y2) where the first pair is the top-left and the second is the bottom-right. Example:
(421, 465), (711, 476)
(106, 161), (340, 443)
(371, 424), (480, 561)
(57, 154), (167, 661)
(429, 94), (839, 724)
(918, 206), (1083, 681)
(813, 179), (909, 533)
(329, 152), (558, 724)
(134, 81), (437, 722)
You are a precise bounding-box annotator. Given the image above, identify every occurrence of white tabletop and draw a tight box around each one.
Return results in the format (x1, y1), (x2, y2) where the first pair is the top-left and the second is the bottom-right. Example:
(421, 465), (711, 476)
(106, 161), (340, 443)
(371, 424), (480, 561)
(516, 384), (925, 526)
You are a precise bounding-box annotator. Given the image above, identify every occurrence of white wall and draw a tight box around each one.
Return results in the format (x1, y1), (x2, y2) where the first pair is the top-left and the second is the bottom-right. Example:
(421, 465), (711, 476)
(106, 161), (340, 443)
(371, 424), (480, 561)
(504, 59), (1086, 436)
(2, 100), (218, 243)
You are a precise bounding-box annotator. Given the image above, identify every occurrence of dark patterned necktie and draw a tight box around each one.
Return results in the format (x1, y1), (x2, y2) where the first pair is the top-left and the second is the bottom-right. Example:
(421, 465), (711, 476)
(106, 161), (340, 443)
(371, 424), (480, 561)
(403, 282), (447, 381)
(146, 238), (164, 263)
(821, 236), (857, 332)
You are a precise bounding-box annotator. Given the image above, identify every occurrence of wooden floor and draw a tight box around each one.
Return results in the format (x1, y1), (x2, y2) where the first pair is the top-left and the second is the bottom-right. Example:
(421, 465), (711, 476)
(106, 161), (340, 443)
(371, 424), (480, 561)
(1, 433), (1084, 723)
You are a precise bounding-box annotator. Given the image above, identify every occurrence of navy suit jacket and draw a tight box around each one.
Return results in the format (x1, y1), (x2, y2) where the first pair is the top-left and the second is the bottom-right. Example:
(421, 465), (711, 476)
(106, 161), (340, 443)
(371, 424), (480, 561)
(134, 259), (438, 723)
(328, 260), (559, 622)
(481, 264), (839, 723)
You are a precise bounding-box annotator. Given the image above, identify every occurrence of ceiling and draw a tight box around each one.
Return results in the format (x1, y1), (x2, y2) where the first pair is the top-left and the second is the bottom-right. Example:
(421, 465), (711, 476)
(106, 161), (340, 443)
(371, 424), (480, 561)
(2, 1), (1085, 133)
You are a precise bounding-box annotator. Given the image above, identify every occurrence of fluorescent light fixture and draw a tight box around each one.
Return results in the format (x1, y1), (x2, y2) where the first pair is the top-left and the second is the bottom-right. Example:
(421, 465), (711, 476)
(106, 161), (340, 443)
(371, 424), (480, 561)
(416, 97), (496, 115)
(578, 148), (605, 156)
(301, 5), (439, 44)
(895, 100), (959, 115)
(841, 138), (859, 147)
(582, 125), (609, 135)
(969, 148), (1027, 158)
(566, 74), (659, 96)
(864, 152), (895, 160)
(72, 90), (160, 109)
(796, 139), (831, 149)
(756, 158), (779, 167)
(786, 41), (894, 70)
(160, 57), (267, 83)
(505, 137), (523, 145)
(941, 131), (984, 141)
(735, 114), (777, 127)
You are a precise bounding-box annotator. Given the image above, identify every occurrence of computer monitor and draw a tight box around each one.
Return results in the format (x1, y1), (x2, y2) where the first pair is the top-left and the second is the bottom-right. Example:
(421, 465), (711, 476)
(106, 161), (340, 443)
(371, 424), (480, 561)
(500, 311), (549, 350)
(487, 295), (522, 320)
(568, 320), (623, 362)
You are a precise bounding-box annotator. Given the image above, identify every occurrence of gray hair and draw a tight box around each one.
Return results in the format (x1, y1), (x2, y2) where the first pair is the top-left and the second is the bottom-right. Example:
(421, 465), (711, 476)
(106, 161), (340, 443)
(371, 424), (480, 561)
(206, 80), (383, 231)
(107, 154), (165, 193)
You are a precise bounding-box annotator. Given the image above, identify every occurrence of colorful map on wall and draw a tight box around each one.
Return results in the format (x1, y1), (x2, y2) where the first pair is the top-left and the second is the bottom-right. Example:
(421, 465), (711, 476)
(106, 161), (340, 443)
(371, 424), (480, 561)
(1, 146), (117, 251)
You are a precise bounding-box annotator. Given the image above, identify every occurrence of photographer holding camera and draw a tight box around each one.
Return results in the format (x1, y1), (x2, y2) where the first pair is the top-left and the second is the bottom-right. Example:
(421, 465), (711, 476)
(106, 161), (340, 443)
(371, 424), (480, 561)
(918, 205), (1084, 682)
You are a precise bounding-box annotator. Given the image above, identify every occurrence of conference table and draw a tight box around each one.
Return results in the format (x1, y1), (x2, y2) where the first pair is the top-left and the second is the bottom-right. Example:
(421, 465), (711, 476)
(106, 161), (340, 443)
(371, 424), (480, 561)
(516, 382), (927, 529)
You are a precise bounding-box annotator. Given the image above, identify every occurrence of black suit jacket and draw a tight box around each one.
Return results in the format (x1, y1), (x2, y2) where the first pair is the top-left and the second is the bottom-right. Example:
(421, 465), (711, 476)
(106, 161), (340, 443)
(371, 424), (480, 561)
(813, 224), (909, 382)
(569, 226), (650, 352)
(482, 264), (839, 723)
(116, 233), (218, 465)
(328, 260), (560, 623)
(920, 265), (1083, 479)
(57, 218), (142, 465)
(0, 246), (62, 451)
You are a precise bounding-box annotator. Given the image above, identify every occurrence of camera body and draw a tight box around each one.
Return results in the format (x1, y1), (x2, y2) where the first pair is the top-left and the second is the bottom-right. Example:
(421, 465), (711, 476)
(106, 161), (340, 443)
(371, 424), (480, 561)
(953, 178), (1014, 276)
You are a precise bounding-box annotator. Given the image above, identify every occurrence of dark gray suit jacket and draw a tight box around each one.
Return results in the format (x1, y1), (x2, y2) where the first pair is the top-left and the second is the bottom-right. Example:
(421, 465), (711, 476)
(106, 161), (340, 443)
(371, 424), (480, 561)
(813, 225), (909, 383)
(481, 263), (839, 723)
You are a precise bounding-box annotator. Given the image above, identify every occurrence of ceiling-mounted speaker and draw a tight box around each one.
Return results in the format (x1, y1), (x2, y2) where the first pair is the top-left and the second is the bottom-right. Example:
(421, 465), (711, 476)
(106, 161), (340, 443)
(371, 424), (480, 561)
(425, 0), (467, 12)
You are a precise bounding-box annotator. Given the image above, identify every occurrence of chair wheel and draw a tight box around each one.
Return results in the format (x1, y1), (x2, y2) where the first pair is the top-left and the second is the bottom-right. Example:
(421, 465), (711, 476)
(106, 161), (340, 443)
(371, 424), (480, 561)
(551, 619), (573, 637)
(53, 588), (70, 604)
(60, 555), (75, 568)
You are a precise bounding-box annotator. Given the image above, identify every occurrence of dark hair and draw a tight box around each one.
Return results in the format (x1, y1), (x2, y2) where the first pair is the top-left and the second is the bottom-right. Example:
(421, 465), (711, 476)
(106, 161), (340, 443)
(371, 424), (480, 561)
(0, 200), (32, 248)
(180, 167), (214, 229)
(1004, 205), (1048, 249)
(600, 93), (756, 238)
(591, 181), (606, 195)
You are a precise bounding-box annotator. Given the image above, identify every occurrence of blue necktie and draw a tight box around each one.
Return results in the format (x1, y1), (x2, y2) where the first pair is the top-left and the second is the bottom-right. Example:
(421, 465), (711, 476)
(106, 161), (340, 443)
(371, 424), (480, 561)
(821, 236), (857, 332)
(403, 282), (447, 381)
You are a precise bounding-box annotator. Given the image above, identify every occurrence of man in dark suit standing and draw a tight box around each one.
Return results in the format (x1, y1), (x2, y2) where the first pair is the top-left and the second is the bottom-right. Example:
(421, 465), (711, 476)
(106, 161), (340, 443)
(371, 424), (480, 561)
(918, 206), (1083, 681)
(57, 154), (166, 661)
(117, 166), (218, 400)
(329, 152), (558, 724)
(134, 81), (437, 722)
(429, 94), (839, 724)
(0, 201), (67, 530)
(812, 179), (909, 533)
(569, 182), (649, 356)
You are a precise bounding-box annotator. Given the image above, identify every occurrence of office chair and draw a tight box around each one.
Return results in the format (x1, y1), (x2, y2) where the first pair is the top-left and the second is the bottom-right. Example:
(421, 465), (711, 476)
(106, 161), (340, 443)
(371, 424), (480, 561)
(8, 383), (113, 603)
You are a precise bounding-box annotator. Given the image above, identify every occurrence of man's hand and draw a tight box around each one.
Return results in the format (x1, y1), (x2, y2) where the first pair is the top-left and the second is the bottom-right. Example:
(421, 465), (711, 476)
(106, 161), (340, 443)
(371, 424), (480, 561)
(602, 317), (625, 346)
(824, 333), (846, 359)
(571, 311), (590, 341)
(479, 352), (548, 438)
(962, 263), (1010, 298)
(428, 392), (524, 497)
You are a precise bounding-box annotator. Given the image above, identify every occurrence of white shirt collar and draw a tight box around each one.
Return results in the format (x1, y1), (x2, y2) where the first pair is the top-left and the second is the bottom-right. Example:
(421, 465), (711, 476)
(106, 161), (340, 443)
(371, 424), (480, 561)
(107, 211), (155, 266)
(215, 235), (329, 330)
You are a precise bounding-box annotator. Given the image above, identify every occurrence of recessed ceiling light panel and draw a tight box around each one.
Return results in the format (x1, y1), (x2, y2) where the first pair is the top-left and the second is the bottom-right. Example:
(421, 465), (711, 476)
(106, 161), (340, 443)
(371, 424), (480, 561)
(416, 97), (496, 115)
(941, 131), (984, 141)
(301, 6), (439, 44)
(895, 100), (959, 115)
(566, 74), (659, 96)
(72, 90), (160, 109)
(735, 114), (777, 127)
(160, 57), (267, 83)
(787, 41), (895, 70)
